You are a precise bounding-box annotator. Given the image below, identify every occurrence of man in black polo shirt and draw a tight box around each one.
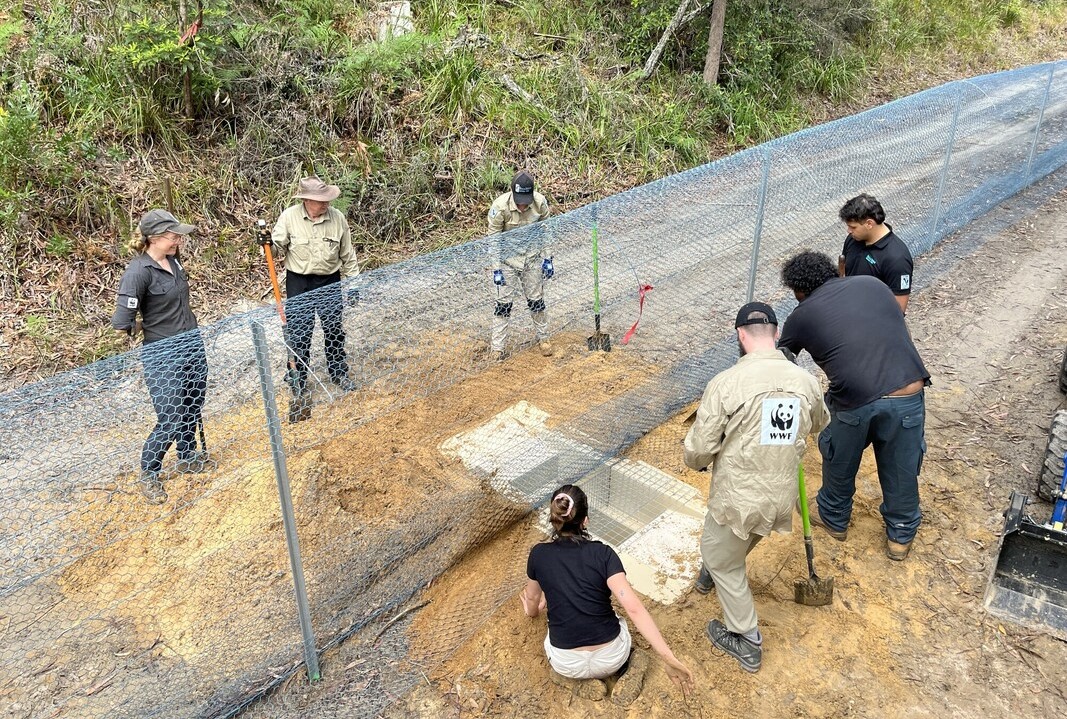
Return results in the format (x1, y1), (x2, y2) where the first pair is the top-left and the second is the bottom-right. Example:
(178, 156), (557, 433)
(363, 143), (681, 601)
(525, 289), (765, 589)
(778, 251), (930, 561)
(838, 194), (913, 314)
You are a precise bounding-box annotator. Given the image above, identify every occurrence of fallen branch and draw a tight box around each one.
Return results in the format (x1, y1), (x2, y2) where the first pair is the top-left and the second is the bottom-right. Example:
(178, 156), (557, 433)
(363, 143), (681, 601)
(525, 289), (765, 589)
(374, 600), (431, 644)
(639, 0), (693, 81)
(500, 74), (549, 114)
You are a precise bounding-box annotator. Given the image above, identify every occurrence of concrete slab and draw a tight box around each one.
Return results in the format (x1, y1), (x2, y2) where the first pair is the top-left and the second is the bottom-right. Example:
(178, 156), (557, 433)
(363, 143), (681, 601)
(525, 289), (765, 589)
(617, 510), (704, 604)
(442, 402), (706, 604)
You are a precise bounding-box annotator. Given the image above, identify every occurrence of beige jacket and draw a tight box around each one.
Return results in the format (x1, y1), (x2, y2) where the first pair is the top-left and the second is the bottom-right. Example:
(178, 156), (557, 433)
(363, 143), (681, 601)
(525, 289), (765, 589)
(683, 350), (830, 540)
(488, 190), (550, 267)
(271, 203), (360, 277)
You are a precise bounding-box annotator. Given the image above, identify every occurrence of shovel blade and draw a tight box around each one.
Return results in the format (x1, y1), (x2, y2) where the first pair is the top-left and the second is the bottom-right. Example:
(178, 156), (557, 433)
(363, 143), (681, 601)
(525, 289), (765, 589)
(984, 492), (1067, 639)
(587, 332), (612, 352)
(794, 575), (834, 606)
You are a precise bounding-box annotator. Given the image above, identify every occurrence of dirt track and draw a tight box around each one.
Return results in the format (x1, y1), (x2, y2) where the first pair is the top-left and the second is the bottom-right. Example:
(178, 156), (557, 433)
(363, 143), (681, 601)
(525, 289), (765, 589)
(387, 183), (1067, 718)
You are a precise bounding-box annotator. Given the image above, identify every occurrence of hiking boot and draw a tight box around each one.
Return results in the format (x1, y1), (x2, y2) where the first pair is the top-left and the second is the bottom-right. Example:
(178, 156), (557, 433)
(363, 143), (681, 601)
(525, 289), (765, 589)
(610, 649), (649, 707)
(139, 471), (167, 505)
(706, 619), (761, 673)
(331, 375), (358, 393)
(288, 391), (313, 423)
(548, 671), (607, 701)
(797, 496), (848, 541)
(175, 451), (218, 474)
(695, 566), (715, 595)
(886, 539), (912, 561)
(539, 340), (554, 357)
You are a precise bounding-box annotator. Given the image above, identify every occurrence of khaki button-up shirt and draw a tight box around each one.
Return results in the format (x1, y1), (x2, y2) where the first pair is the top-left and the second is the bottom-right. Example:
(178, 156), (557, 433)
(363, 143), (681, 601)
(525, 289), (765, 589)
(487, 191), (550, 267)
(271, 203), (360, 277)
(683, 349), (830, 540)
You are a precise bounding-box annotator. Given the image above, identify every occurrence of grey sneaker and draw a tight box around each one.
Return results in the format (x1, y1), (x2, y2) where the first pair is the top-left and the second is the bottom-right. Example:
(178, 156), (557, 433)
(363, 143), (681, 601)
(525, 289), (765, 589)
(706, 619), (761, 673)
(175, 451), (218, 474)
(139, 471), (167, 505)
(695, 566), (715, 595)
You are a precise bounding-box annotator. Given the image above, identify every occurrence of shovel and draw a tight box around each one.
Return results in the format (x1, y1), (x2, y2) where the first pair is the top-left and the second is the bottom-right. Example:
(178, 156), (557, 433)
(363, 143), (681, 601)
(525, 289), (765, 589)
(794, 465), (835, 606)
(587, 223), (611, 352)
(257, 219), (311, 423)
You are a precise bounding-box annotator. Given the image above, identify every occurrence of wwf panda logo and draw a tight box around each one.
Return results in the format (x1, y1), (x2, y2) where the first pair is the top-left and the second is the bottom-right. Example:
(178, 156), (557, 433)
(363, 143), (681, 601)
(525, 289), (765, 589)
(771, 402), (795, 431)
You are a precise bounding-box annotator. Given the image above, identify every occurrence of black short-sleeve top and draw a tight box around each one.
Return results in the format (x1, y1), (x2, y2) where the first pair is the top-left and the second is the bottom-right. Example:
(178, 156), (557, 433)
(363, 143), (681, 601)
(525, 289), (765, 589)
(527, 539), (625, 650)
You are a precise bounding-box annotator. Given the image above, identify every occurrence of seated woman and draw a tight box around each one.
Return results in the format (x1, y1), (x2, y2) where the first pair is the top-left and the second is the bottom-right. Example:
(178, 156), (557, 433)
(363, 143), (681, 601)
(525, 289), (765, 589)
(520, 484), (694, 697)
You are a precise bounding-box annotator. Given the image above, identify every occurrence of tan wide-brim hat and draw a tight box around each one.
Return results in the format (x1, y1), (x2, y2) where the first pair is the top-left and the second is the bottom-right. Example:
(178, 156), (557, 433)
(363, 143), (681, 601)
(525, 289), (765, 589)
(294, 176), (341, 202)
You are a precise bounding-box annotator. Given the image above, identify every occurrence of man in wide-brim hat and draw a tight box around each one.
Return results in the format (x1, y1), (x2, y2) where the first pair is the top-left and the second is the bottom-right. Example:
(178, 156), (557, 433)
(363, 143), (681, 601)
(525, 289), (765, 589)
(266, 176), (361, 398)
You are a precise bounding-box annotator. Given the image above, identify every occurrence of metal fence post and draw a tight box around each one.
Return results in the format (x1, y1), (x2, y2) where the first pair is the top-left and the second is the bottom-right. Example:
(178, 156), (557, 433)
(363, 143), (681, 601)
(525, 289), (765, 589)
(745, 146), (772, 303)
(1024, 63), (1056, 181)
(250, 319), (321, 682)
(929, 85), (964, 248)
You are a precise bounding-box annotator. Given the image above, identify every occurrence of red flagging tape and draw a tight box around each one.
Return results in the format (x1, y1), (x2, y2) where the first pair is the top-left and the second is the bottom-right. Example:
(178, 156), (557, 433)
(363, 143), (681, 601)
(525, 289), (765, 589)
(621, 283), (653, 345)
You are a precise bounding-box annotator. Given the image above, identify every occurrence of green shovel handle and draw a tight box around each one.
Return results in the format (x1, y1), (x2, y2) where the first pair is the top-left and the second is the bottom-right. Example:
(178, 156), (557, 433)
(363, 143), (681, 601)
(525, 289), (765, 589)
(591, 224), (601, 315)
(798, 464), (812, 536)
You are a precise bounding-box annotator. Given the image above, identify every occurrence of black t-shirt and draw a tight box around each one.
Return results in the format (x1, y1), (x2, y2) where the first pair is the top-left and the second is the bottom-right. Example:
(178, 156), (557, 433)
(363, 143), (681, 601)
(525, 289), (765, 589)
(527, 539), (625, 650)
(841, 225), (913, 296)
(778, 276), (930, 411)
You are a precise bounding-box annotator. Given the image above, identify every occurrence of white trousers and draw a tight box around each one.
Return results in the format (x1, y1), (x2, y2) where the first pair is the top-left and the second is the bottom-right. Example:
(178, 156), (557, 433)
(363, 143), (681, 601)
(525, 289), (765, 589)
(543, 618), (631, 679)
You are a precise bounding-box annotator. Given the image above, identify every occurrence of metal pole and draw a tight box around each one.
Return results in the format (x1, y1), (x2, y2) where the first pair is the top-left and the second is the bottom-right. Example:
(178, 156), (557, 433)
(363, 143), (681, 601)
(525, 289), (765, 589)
(1024, 63), (1056, 181)
(745, 146), (771, 303)
(250, 320), (321, 682)
(929, 86), (964, 249)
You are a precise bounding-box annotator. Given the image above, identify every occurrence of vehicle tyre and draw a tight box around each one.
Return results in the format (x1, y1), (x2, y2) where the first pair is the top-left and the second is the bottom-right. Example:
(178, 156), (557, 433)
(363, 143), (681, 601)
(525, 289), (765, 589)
(1038, 409), (1067, 501)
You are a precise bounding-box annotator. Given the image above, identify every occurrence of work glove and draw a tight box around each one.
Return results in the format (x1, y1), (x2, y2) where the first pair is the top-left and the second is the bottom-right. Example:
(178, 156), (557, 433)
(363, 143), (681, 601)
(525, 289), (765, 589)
(344, 287), (361, 307)
(492, 269), (506, 286)
(541, 256), (554, 280)
(256, 219), (272, 246)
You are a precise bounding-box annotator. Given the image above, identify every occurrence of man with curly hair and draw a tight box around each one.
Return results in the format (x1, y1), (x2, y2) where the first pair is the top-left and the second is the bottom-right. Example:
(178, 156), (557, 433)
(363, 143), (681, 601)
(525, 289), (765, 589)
(778, 251), (930, 561)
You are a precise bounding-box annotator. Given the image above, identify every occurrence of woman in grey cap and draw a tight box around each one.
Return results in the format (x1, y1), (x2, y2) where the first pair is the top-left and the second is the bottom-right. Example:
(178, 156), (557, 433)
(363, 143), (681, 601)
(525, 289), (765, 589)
(111, 209), (214, 505)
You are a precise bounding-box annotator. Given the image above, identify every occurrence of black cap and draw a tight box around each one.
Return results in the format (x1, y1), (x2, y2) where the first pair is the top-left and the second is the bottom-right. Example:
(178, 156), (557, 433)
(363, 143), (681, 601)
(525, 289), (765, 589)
(511, 171), (534, 204)
(734, 301), (778, 328)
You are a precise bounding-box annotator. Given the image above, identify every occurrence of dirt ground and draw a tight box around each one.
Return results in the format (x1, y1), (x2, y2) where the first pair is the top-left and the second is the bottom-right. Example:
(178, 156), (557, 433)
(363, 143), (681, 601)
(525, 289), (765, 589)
(386, 185), (1067, 718)
(2, 324), (663, 718)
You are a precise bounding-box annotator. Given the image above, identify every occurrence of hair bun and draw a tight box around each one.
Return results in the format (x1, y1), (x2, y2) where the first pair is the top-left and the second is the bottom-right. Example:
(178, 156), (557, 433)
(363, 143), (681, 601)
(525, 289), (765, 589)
(552, 492), (574, 519)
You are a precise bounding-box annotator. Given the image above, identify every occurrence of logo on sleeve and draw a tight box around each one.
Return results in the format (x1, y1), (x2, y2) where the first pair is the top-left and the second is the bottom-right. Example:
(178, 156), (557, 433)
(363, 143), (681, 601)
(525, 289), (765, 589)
(761, 399), (799, 445)
(900, 274), (910, 290)
(126, 297), (139, 309)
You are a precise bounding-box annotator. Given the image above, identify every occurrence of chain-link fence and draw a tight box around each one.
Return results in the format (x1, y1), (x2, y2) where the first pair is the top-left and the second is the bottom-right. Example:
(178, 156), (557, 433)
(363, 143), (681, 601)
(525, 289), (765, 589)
(3, 60), (1067, 718)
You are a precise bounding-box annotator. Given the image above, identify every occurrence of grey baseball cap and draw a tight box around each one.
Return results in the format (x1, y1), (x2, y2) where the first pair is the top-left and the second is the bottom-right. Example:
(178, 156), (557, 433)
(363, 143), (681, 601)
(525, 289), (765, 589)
(139, 209), (196, 237)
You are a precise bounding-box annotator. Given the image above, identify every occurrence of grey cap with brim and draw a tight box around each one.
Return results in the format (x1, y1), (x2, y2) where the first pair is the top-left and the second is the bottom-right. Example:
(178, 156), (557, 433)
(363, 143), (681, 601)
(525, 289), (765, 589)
(139, 209), (196, 237)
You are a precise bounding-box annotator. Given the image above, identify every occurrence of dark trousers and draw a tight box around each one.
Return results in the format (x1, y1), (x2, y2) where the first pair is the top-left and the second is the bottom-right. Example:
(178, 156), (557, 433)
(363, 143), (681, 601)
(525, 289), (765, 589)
(817, 391), (926, 544)
(285, 271), (349, 387)
(141, 332), (208, 473)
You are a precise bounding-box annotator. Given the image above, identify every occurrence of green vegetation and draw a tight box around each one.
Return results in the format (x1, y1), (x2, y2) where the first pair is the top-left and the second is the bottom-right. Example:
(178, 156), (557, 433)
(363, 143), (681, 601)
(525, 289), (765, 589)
(0, 0), (1065, 382)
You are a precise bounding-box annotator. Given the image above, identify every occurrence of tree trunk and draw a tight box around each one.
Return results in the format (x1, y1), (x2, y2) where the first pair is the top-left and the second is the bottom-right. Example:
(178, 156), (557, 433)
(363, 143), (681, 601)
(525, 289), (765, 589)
(703, 0), (727, 85)
(178, 0), (194, 120)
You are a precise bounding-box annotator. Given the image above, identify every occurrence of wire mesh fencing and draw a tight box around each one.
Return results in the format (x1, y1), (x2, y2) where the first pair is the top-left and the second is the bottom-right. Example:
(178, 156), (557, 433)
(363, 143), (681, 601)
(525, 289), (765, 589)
(2, 60), (1067, 718)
